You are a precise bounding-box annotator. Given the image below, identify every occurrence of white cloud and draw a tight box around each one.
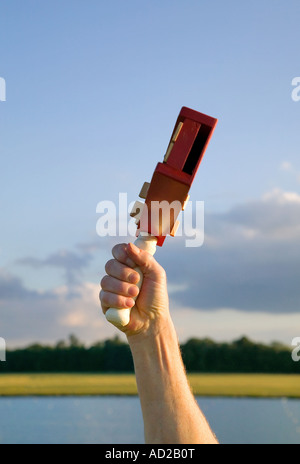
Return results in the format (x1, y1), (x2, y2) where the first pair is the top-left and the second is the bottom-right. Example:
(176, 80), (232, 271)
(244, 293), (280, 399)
(279, 161), (300, 183)
(161, 188), (300, 313)
(280, 161), (293, 172)
(2, 188), (300, 347)
(18, 249), (93, 286)
(58, 282), (103, 329)
(262, 188), (300, 205)
(171, 305), (300, 345)
(0, 279), (120, 348)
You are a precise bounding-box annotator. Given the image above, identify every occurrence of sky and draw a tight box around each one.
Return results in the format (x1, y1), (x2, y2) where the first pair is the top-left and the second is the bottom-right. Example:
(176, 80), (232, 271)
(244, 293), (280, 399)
(0, 0), (300, 347)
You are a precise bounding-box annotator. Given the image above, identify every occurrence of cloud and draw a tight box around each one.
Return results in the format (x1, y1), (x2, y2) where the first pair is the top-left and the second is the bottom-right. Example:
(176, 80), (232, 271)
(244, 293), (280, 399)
(2, 188), (300, 346)
(279, 161), (300, 183)
(214, 189), (300, 243)
(280, 161), (293, 172)
(0, 277), (119, 348)
(160, 189), (300, 314)
(171, 305), (300, 345)
(16, 237), (121, 289)
(17, 249), (93, 286)
(0, 269), (52, 301)
(1, 241), (123, 346)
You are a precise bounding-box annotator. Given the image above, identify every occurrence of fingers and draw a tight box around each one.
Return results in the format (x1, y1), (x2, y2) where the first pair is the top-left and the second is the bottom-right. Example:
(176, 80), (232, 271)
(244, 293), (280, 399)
(100, 289), (135, 313)
(101, 275), (139, 299)
(100, 244), (141, 313)
(126, 242), (166, 282)
(105, 259), (140, 284)
(100, 241), (166, 315)
(112, 243), (136, 268)
(100, 272), (140, 312)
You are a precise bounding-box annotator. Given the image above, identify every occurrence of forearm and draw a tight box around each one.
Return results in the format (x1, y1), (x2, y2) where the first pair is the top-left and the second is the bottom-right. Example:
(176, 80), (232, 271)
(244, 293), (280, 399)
(128, 318), (218, 445)
(101, 243), (217, 444)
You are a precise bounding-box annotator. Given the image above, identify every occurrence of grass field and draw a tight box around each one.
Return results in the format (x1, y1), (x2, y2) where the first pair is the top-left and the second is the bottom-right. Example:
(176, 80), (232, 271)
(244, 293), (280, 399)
(0, 373), (299, 398)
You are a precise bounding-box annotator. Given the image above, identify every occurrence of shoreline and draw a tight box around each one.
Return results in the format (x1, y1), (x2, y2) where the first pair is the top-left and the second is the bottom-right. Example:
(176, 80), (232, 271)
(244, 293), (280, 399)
(0, 373), (299, 399)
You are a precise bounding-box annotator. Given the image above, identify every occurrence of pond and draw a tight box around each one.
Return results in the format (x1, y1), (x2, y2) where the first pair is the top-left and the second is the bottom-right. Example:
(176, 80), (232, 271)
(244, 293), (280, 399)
(0, 397), (299, 444)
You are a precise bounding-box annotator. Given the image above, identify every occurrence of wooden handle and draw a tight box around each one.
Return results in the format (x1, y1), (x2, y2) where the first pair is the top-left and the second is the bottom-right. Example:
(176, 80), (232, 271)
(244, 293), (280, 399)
(105, 235), (157, 328)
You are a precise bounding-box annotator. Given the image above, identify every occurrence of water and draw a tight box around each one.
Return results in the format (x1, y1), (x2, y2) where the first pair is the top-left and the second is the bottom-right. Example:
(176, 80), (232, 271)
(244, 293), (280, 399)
(0, 397), (299, 444)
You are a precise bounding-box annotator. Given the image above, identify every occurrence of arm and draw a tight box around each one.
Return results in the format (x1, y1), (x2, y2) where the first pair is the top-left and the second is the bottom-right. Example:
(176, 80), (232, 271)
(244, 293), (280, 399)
(100, 242), (218, 445)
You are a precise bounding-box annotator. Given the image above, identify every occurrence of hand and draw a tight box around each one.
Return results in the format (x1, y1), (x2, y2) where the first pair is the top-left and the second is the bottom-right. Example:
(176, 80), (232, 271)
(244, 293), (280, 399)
(100, 242), (170, 339)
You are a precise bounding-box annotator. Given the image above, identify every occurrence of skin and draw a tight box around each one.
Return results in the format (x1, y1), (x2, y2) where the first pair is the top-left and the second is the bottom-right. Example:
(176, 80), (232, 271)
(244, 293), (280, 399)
(100, 242), (218, 444)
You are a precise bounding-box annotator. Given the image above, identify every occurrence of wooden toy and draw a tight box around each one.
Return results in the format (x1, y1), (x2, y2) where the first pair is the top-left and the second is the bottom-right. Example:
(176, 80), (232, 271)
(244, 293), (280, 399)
(106, 107), (218, 327)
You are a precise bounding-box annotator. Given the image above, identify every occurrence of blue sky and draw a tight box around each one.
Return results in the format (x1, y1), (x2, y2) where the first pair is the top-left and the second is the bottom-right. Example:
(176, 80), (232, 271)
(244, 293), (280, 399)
(1, 1), (300, 346)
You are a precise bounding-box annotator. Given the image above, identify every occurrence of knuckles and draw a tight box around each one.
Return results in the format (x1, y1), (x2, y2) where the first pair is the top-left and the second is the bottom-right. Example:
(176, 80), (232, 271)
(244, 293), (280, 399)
(105, 259), (116, 275)
(112, 243), (127, 260)
(159, 266), (167, 280)
(100, 275), (110, 290)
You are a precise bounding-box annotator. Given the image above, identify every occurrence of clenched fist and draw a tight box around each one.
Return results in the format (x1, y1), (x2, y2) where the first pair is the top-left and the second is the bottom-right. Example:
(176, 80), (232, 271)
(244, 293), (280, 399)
(100, 242), (170, 339)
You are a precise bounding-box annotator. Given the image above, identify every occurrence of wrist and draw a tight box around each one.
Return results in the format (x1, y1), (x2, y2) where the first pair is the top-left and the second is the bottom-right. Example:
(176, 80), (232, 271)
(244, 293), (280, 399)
(126, 312), (176, 351)
(127, 315), (185, 386)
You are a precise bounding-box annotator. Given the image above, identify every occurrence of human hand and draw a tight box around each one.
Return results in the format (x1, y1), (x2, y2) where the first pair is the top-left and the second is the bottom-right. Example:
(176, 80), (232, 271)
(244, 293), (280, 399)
(100, 242), (170, 339)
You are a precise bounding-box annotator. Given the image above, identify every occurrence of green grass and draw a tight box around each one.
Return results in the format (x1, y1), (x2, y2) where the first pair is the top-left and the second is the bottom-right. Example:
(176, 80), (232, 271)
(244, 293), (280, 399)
(188, 374), (300, 398)
(0, 373), (299, 398)
(0, 374), (137, 397)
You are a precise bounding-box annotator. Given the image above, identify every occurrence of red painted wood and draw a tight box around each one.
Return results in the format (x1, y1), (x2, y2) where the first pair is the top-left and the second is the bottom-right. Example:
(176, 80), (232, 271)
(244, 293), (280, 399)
(136, 107), (218, 246)
(166, 119), (201, 171)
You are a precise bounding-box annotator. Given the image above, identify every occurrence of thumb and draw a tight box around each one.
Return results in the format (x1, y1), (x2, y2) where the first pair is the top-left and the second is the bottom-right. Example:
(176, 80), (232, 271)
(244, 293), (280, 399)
(126, 242), (165, 282)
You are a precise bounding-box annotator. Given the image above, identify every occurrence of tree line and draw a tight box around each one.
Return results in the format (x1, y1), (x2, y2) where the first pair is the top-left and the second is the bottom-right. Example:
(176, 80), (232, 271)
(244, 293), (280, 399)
(0, 335), (299, 374)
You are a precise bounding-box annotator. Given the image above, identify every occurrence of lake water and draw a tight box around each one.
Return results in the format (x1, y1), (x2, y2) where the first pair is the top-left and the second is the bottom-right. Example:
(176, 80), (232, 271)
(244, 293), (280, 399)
(0, 397), (300, 444)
